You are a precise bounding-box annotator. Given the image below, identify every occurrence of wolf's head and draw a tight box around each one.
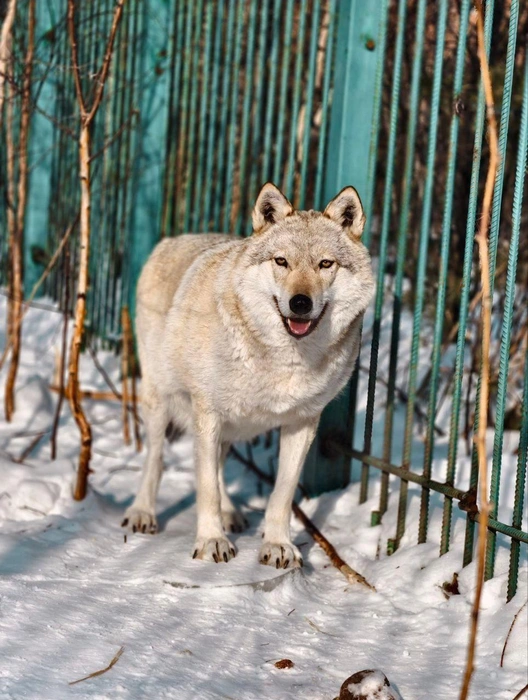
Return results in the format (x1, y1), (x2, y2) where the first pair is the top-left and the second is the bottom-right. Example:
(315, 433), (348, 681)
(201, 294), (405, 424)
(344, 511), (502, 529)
(238, 183), (374, 348)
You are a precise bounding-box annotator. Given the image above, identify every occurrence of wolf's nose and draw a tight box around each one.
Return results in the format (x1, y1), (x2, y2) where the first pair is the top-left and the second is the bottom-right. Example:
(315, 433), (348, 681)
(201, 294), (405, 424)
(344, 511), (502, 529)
(289, 294), (313, 315)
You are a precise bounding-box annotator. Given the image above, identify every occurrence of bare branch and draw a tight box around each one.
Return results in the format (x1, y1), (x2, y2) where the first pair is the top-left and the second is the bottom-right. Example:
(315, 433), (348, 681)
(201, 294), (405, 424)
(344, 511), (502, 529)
(0, 0), (17, 129)
(0, 216), (79, 371)
(67, 0), (86, 117)
(86, 0), (126, 125)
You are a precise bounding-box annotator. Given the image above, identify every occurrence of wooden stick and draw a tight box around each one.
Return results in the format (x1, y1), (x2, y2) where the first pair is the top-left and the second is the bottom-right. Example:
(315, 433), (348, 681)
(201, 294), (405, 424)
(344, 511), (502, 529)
(230, 446), (376, 591)
(49, 385), (125, 402)
(122, 305), (142, 452)
(459, 3), (498, 698)
(121, 307), (131, 446)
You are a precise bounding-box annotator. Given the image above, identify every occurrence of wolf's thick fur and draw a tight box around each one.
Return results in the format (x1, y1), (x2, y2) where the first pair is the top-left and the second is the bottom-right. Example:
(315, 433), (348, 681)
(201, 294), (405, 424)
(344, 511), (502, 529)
(123, 184), (374, 568)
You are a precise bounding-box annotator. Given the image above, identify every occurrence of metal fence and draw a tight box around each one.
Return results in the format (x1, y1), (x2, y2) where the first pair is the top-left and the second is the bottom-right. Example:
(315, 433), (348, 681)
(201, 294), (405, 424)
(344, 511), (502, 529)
(341, 0), (528, 601)
(0, 0), (526, 599)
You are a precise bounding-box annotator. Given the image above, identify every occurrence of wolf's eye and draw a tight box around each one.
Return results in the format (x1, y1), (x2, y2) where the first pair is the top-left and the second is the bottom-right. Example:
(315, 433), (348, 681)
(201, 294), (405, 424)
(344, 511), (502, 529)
(319, 260), (334, 269)
(274, 257), (288, 267)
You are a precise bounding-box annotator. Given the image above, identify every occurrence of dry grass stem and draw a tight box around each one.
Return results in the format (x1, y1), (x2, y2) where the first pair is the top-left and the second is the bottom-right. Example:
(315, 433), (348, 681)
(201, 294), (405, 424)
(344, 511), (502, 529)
(459, 2), (499, 698)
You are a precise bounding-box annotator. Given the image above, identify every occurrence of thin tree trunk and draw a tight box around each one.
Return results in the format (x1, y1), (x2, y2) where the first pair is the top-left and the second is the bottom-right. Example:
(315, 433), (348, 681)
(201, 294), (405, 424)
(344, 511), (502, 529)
(69, 124), (93, 500)
(5, 0), (35, 422)
(121, 306), (131, 446)
(51, 243), (71, 460)
(122, 305), (142, 452)
(67, 0), (126, 499)
(459, 2), (498, 697)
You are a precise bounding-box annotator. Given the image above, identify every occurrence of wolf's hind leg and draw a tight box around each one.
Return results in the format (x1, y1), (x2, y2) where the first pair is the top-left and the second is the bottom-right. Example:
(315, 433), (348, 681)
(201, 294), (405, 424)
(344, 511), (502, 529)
(192, 414), (236, 562)
(259, 417), (319, 569)
(218, 442), (247, 534)
(122, 395), (168, 534)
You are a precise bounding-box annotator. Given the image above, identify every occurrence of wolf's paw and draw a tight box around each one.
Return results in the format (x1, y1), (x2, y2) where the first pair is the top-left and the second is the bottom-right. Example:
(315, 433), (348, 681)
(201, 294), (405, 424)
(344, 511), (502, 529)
(221, 508), (248, 534)
(192, 536), (236, 563)
(121, 507), (158, 534)
(259, 541), (303, 569)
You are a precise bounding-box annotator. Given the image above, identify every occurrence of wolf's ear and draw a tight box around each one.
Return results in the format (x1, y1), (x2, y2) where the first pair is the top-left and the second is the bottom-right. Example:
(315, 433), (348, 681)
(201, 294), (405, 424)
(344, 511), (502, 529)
(252, 183), (293, 234)
(324, 186), (366, 241)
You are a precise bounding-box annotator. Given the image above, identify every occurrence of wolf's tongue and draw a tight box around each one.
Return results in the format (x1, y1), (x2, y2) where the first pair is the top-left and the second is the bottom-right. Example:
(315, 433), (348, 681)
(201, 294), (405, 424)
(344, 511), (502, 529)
(287, 319), (312, 336)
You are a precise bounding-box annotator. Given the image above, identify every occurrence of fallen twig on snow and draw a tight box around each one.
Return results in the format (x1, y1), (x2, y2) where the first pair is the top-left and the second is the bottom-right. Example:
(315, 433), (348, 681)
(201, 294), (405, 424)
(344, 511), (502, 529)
(68, 646), (124, 686)
(512, 684), (528, 700)
(500, 600), (527, 667)
(230, 446), (376, 591)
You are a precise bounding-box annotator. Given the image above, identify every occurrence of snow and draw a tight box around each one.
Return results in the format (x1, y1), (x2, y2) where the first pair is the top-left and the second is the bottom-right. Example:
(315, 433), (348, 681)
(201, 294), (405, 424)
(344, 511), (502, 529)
(0, 295), (527, 700)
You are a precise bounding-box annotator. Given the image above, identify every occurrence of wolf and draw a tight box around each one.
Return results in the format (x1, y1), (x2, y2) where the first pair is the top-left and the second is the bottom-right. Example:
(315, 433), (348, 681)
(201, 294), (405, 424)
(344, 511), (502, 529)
(122, 183), (374, 569)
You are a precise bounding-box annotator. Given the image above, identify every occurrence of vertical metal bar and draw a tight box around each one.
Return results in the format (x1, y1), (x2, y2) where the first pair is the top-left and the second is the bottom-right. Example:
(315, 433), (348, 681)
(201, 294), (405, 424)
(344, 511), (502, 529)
(418, 0), (471, 545)
(272, 0), (295, 189)
(299, 0), (321, 210)
(393, 0), (448, 549)
(378, 0), (427, 520)
(248, 0), (272, 215)
(192, 0), (214, 230)
(304, 0), (388, 496)
(360, 0), (408, 505)
(488, 1), (519, 285)
(486, 39), (527, 581)
(183, 0), (205, 232)
(161, 0), (184, 238)
(314, 0), (337, 210)
(507, 344), (528, 602)
(284, 0), (308, 202)
(342, 0), (389, 485)
(234, 1), (258, 234)
(261, 0), (283, 186)
(212, 0), (236, 231)
(462, 0), (496, 567)
(222, 0), (246, 232)
(202, 0), (224, 230)
(174, 2), (193, 234)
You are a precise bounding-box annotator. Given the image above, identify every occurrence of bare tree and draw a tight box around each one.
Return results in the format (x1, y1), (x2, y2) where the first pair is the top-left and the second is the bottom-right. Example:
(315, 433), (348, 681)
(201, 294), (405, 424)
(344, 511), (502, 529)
(4, 0), (35, 422)
(67, 0), (126, 500)
(459, 2), (498, 698)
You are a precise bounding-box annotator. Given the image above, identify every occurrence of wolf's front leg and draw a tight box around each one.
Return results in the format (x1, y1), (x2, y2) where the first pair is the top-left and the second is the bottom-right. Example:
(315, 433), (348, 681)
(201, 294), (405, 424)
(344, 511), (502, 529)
(260, 417), (319, 569)
(122, 396), (168, 534)
(193, 412), (236, 563)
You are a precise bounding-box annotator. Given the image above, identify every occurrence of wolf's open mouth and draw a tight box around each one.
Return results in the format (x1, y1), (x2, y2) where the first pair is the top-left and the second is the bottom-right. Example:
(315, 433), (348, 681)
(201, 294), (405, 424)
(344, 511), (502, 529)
(274, 298), (327, 339)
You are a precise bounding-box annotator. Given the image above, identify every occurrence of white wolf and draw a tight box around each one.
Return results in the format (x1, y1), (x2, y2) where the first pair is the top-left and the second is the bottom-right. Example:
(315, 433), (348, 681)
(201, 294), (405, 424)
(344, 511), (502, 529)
(122, 183), (374, 569)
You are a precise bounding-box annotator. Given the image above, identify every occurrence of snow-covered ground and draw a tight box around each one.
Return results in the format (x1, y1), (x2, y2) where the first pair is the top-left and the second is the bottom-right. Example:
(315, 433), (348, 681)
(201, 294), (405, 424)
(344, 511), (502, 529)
(0, 295), (526, 700)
